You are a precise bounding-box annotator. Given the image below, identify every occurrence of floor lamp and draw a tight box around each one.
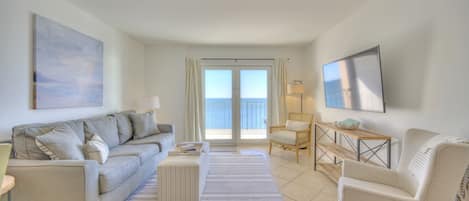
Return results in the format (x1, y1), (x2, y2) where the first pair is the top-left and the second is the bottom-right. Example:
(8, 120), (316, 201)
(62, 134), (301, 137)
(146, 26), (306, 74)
(287, 80), (305, 112)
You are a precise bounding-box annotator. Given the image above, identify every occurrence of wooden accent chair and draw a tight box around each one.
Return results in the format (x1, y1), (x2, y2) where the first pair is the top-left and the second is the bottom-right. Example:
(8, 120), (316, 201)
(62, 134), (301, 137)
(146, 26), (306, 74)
(268, 113), (314, 163)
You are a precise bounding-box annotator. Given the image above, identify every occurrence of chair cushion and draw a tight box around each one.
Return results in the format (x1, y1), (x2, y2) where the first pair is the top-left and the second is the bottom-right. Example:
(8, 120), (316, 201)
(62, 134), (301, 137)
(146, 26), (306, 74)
(108, 144), (159, 164)
(286, 120), (310, 131)
(99, 156), (140, 193)
(84, 116), (120, 148)
(125, 133), (174, 152)
(270, 130), (308, 145)
(109, 111), (135, 144)
(338, 177), (413, 201)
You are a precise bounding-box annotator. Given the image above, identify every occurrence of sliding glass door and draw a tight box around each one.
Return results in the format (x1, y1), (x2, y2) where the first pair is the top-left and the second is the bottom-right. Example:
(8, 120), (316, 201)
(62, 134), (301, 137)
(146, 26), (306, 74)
(204, 69), (233, 141)
(240, 69), (268, 140)
(204, 67), (270, 144)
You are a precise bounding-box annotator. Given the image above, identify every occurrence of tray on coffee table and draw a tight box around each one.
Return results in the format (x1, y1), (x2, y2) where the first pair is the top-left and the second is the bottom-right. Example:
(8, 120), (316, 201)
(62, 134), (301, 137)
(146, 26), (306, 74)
(169, 142), (209, 156)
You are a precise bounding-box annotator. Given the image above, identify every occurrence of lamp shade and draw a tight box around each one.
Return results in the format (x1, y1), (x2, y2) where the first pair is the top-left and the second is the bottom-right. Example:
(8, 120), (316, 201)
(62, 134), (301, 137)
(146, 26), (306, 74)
(140, 96), (160, 109)
(287, 80), (304, 95)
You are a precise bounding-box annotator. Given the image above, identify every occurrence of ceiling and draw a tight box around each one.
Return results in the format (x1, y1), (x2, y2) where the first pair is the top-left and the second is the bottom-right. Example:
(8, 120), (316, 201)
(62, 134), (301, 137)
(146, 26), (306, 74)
(67, 0), (368, 45)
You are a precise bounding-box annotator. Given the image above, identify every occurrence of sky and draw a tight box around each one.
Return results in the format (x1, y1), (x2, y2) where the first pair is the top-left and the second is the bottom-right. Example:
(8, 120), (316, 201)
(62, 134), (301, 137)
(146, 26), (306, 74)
(205, 69), (267, 99)
(323, 62), (341, 82)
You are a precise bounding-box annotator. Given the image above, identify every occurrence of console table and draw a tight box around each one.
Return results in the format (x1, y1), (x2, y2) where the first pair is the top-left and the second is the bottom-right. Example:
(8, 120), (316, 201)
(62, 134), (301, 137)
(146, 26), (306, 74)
(314, 121), (392, 183)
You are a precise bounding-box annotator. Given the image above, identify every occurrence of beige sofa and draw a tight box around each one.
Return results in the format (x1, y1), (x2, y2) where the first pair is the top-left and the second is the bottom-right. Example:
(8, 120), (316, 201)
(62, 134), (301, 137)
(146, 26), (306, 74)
(7, 111), (175, 201)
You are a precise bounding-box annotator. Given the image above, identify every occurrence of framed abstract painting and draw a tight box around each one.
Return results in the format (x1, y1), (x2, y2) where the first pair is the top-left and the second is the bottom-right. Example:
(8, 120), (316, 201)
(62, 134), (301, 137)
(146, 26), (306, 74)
(33, 15), (103, 109)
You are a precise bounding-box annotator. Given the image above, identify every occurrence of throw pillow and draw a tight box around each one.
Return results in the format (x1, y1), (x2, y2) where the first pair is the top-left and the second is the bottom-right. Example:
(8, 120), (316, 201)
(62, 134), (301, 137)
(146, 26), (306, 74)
(286, 120), (310, 131)
(129, 111), (160, 139)
(84, 116), (120, 148)
(111, 111), (135, 144)
(35, 125), (85, 160)
(83, 134), (109, 164)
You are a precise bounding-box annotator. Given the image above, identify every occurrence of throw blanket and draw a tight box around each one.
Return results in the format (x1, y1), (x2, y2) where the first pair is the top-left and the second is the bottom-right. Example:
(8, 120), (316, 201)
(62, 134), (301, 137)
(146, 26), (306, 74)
(456, 165), (469, 201)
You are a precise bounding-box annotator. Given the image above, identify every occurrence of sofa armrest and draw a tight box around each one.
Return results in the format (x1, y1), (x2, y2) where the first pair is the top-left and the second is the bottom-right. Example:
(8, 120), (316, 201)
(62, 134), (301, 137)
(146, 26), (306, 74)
(342, 159), (398, 187)
(7, 159), (99, 201)
(158, 124), (174, 134)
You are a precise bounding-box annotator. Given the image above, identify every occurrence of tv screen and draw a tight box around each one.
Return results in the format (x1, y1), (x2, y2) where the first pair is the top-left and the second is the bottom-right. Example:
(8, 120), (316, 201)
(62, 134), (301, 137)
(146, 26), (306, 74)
(322, 46), (385, 113)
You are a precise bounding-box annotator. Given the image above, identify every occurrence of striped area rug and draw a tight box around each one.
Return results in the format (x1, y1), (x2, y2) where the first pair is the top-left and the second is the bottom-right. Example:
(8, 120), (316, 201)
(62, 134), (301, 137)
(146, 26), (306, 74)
(127, 153), (282, 201)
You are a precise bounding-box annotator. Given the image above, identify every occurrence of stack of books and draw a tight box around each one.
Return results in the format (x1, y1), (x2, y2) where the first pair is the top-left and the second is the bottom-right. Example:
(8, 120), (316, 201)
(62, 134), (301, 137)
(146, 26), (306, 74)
(169, 142), (209, 156)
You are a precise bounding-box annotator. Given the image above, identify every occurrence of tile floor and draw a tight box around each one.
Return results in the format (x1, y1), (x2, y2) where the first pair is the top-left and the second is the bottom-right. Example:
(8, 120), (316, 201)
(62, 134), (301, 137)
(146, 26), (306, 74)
(235, 145), (338, 201)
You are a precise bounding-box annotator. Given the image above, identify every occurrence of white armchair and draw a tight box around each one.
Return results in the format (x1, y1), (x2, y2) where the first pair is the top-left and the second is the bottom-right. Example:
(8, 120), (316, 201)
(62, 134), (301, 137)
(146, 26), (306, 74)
(339, 129), (469, 201)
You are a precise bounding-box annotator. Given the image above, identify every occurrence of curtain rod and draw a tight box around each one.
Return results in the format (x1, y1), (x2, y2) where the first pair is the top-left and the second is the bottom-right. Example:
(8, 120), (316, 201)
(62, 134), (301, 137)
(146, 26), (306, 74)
(200, 58), (275, 61)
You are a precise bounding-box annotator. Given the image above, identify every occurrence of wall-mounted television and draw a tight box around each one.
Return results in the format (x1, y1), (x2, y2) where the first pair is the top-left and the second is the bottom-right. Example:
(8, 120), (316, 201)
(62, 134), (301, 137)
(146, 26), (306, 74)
(322, 46), (385, 113)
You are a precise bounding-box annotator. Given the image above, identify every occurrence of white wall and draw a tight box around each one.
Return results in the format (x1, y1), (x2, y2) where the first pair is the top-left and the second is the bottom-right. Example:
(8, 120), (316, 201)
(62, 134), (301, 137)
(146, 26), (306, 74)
(311, 0), (469, 142)
(144, 45), (313, 142)
(0, 0), (145, 140)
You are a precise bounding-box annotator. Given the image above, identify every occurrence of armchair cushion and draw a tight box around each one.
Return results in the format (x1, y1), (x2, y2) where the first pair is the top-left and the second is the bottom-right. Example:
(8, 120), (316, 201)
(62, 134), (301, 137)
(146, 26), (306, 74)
(286, 120), (310, 131)
(339, 177), (415, 201)
(270, 130), (296, 145)
(270, 130), (308, 145)
(342, 160), (398, 187)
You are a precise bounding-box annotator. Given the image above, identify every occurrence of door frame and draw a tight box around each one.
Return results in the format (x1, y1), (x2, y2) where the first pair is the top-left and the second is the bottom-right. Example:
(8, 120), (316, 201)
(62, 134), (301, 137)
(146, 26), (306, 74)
(202, 64), (272, 145)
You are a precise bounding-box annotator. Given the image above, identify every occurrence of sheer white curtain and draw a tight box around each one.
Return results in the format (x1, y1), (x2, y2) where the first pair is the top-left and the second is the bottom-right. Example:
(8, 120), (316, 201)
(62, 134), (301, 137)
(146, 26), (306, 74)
(184, 57), (204, 141)
(271, 58), (288, 125)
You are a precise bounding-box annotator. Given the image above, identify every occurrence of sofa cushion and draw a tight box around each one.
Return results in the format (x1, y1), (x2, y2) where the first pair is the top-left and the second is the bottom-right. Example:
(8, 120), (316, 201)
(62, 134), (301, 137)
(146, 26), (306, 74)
(35, 125), (85, 160)
(129, 112), (160, 139)
(99, 156), (140, 193)
(109, 111), (135, 144)
(84, 116), (120, 148)
(109, 144), (159, 165)
(126, 133), (174, 152)
(12, 120), (84, 160)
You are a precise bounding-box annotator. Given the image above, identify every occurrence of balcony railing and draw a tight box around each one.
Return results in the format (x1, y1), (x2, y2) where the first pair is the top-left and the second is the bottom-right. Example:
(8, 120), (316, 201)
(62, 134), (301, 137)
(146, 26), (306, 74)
(205, 98), (267, 129)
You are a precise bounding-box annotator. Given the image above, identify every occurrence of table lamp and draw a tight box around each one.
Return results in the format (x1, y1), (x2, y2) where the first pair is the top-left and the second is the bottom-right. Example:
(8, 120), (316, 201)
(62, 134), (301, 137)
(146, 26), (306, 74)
(140, 96), (160, 122)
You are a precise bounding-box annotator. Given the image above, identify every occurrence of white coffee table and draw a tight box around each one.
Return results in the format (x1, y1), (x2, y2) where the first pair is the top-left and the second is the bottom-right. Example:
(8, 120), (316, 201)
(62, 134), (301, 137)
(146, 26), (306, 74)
(158, 142), (209, 201)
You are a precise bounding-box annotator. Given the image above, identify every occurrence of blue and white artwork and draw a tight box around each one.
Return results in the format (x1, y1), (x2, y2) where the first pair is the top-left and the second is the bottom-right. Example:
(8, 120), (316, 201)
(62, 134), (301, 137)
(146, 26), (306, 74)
(33, 15), (103, 109)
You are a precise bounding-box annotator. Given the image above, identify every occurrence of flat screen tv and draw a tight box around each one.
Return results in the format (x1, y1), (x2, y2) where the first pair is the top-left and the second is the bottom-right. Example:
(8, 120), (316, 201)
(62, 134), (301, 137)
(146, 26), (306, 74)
(322, 46), (385, 113)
